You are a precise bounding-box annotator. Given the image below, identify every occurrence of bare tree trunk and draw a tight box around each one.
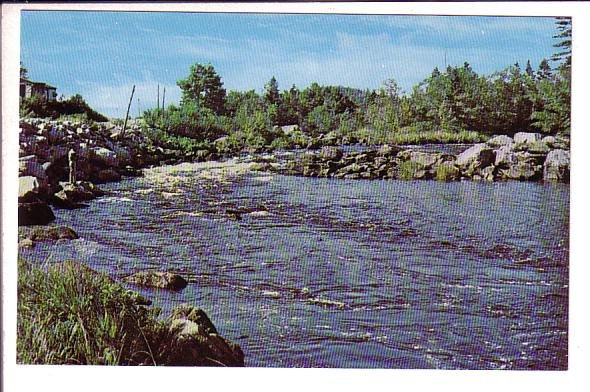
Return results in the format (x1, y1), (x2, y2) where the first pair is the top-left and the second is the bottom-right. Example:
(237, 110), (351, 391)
(157, 84), (160, 111)
(122, 85), (135, 137)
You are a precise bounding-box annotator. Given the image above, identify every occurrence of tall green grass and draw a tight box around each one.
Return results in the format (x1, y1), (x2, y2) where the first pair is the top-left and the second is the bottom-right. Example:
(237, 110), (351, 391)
(17, 259), (167, 365)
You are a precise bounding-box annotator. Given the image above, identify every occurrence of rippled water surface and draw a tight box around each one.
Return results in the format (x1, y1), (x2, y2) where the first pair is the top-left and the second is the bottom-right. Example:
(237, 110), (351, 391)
(22, 161), (569, 369)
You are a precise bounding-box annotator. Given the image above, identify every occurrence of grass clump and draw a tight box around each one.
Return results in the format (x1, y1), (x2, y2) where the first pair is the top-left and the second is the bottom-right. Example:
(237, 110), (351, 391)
(17, 259), (167, 365)
(435, 162), (461, 181)
(398, 160), (426, 180)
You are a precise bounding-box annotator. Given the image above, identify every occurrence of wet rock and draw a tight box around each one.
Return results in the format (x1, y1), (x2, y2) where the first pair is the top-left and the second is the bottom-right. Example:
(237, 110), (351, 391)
(162, 304), (244, 366)
(52, 181), (104, 208)
(409, 151), (440, 168)
(377, 144), (400, 157)
(543, 149), (570, 183)
(18, 225), (79, 242)
(513, 132), (542, 144)
(125, 271), (188, 291)
(18, 201), (55, 226)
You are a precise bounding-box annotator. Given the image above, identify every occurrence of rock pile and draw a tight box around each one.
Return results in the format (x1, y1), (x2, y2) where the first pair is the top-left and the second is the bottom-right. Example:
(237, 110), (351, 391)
(283, 132), (570, 183)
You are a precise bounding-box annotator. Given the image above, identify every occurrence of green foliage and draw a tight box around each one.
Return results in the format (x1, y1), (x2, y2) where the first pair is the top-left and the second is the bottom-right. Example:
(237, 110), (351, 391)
(17, 259), (166, 365)
(20, 94), (108, 122)
(398, 160), (425, 180)
(435, 162), (460, 181)
(177, 63), (227, 114)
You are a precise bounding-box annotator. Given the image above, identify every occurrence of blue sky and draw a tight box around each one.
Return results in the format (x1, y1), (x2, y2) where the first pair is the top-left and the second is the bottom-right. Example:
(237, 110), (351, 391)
(21, 11), (559, 118)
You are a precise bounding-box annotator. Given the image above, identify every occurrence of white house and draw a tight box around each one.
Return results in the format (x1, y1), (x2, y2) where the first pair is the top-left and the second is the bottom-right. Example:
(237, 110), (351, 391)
(20, 78), (57, 101)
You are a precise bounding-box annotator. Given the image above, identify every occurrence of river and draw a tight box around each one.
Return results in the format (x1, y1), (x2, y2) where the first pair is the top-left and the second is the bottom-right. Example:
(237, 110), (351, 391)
(20, 159), (569, 369)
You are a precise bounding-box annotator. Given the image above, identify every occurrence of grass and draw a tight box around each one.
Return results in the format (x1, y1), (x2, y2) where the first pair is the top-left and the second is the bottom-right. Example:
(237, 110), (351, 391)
(17, 259), (165, 365)
(17, 259), (244, 366)
(398, 160), (425, 180)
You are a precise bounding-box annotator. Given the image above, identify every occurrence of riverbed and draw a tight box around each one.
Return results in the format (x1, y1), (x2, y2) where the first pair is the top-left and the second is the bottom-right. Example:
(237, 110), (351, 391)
(20, 159), (569, 369)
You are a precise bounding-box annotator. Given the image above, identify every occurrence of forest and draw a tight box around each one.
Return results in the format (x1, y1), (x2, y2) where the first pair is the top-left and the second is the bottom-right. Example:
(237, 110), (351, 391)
(140, 17), (570, 155)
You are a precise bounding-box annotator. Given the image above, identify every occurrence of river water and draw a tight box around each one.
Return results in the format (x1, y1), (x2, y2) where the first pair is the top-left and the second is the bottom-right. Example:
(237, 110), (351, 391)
(20, 159), (569, 369)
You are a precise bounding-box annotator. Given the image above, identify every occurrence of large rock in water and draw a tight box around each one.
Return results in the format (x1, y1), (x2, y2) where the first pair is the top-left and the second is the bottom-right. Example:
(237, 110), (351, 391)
(543, 149), (570, 182)
(52, 181), (104, 208)
(456, 143), (495, 170)
(162, 304), (245, 366)
(125, 271), (188, 291)
(18, 225), (79, 242)
(18, 202), (55, 226)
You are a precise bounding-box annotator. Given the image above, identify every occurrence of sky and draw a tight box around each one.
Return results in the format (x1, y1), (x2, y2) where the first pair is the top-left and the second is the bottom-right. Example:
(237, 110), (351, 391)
(20, 11), (559, 119)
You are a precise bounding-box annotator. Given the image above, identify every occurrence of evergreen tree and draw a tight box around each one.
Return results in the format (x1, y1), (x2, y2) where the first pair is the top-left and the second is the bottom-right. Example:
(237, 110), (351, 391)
(177, 63), (227, 114)
(264, 76), (280, 106)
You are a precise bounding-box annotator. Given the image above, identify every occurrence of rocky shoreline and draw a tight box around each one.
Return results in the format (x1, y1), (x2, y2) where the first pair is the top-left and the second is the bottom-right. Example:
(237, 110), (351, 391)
(275, 132), (570, 183)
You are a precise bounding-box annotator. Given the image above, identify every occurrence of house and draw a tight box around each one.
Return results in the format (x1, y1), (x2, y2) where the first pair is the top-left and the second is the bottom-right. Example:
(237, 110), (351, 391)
(20, 78), (57, 101)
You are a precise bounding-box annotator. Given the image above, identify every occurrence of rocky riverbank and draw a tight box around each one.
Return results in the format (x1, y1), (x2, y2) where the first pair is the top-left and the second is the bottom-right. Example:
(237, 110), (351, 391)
(18, 118), (218, 226)
(277, 132), (570, 183)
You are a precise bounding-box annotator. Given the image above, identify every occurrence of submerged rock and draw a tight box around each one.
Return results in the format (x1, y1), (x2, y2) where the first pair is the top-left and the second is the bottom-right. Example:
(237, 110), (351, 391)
(125, 271), (188, 291)
(18, 225), (79, 242)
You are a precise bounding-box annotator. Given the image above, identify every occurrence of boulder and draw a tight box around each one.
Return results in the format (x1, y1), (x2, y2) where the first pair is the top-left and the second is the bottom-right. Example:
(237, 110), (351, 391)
(125, 271), (188, 291)
(52, 181), (104, 208)
(89, 147), (119, 167)
(19, 176), (43, 202)
(434, 161), (460, 181)
(409, 151), (441, 168)
(18, 202), (55, 226)
(96, 168), (122, 183)
(494, 145), (518, 168)
(500, 152), (542, 181)
(487, 135), (513, 148)
(319, 146), (343, 161)
(163, 304), (245, 366)
(456, 143), (495, 169)
(543, 149), (570, 183)
(19, 155), (48, 180)
(513, 132), (542, 144)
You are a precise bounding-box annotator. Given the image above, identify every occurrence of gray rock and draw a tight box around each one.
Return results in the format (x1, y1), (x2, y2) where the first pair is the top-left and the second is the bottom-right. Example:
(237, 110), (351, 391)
(494, 145), (518, 168)
(125, 271), (188, 291)
(541, 136), (556, 147)
(409, 151), (440, 168)
(456, 143), (495, 169)
(89, 146), (119, 167)
(320, 146), (343, 161)
(487, 135), (513, 147)
(543, 149), (570, 182)
(513, 132), (542, 144)
(19, 176), (42, 202)
(19, 156), (47, 180)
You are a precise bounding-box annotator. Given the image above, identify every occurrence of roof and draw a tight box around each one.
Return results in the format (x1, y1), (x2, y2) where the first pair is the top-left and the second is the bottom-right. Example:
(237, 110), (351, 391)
(20, 78), (56, 89)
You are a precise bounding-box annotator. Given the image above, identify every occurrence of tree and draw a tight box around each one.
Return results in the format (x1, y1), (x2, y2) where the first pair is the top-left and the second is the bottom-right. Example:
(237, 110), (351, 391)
(177, 63), (226, 114)
(537, 58), (552, 80)
(20, 62), (28, 80)
(264, 76), (280, 106)
(551, 16), (572, 70)
(525, 60), (534, 77)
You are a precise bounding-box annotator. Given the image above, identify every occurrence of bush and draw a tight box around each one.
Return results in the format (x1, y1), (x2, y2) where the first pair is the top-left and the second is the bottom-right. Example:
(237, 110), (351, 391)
(20, 94), (108, 122)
